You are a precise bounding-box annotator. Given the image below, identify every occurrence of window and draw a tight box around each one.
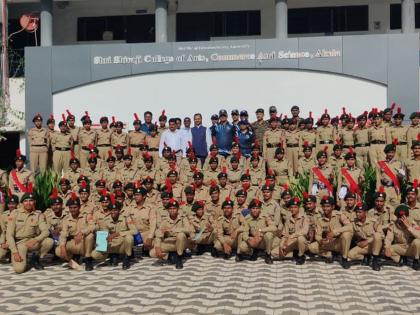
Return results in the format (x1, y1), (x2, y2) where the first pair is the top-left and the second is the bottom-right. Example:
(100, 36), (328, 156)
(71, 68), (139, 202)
(77, 15), (155, 43)
(390, 3), (420, 29)
(288, 5), (368, 34)
(176, 11), (261, 42)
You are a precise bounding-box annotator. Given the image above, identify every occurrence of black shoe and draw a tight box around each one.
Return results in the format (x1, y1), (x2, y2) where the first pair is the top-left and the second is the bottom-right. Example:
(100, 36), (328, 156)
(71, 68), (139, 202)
(264, 253), (273, 265)
(196, 245), (205, 255)
(175, 255), (183, 269)
(362, 255), (371, 266)
(412, 259), (420, 271)
(168, 252), (177, 264)
(250, 251), (258, 261)
(211, 247), (219, 258)
(223, 253), (231, 260)
(122, 256), (130, 270)
(32, 254), (44, 270)
(341, 257), (350, 269)
(399, 256), (408, 266)
(110, 254), (118, 266)
(85, 257), (93, 271)
(372, 256), (381, 271)
(296, 255), (306, 265)
(325, 257), (333, 264)
(235, 254), (243, 262)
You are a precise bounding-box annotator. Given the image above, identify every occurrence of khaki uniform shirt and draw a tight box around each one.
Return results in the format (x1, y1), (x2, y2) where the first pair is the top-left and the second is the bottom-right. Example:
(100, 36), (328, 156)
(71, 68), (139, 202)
(111, 131), (128, 147)
(100, 214), (138, 247)
(282, 214), (310, 240)
(368, 206), (395, 232)
(6, 208), (49, 253)
(50, 132), (73, 150)
(59, 214), (93, 246)
(154, 215), (193, 247)
(28, 127), (49, 152)
(8, 168), (34, 195)
(386, 125), (409, 144)
(130, 203), (156, 240)
(338, 128), (355, 147)
(63, 168), (83, 190)
(352, 217), (383, 242)
(242, 214), (277, 241)
(269, 158), (292, 185)
(385, 219), (420, 248)
(316, 125), (336, 149)
(215, 214), (244, 242)
(128, 130), (147, 146)
(353, 126), (369, 145)
(68, 126), (80, 144)
(206, 200), (223, 220)
(79, 129), (97, 148)
(314, 210), (352, 242)
(96, 128), (112, 146)
(251, 120), (269, 145)
(297, 157), (316, 176)
(405, 158), (420, 184)
(376, 158), (404, 188)
(118, 166), (138, 185)
(369, 125), (387, 142)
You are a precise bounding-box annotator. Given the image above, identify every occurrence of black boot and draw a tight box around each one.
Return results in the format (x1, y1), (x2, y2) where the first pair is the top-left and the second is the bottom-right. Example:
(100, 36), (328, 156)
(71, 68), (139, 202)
(110, 254), (118, 266)
(210, 247), (219, 258)
(175, 255), (183, 269)
(412, 259), (420, 271)
(168, 252), (177, 264)
(399, 256), (408, 266)
(122, 256), (130, 270)
(85, 257), (93, 271)
(372, 255), (381, 271)
(296, 255), (306, 265)
(32, 254), (44, 270)
(362, 255), (371, 266)
(235, 254), (243, 262)
(325, 256), (333, 264)
(196, 244), (205, 256)
(264, 253), (273, 265)
(341, 257), (350, 269)
(250, 250), (258, 261)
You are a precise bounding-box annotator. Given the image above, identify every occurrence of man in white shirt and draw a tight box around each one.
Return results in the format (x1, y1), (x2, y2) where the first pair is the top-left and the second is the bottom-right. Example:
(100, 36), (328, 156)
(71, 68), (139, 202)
(159, 118), (184, 164)
(181, 117), (192, 153)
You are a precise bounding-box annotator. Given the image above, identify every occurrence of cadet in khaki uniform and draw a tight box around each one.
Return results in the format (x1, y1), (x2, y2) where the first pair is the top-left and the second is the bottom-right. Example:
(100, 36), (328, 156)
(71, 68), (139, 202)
(384, 205), (420, 270)
(260, 183), (282, 235)
(213, 198), (244, 259)
(263, 117), (283, 166)
(387, 109), (409, 162)
(56, 195), (95, 271)
(6, 192), (53, 273)
(272, 198), (309, 264)
(308, 150), (334, 201)
(190, 172), (210, 202)
(316, 111), (336, 157)
(84, 155), (103, 186)
(303, 194), (321, 244)
(407, 112), (419, 154)
(206, 184), (223, 220)
(150, 199), (193, 269)
(227, 156), (243, 188)
(368, 110), (387, 165)
(251, 108), (269, 146)
(8, 151), (34, 201)
(92, 198), (138, 270)
(129, 186), (156, 249)
(111, 121), (128, 153)
(145, 125), (161, 166)
(28, 113), (49, 173)
(78, 113), (97, 169)
(297, 143), (316, 176)
(308, 196), (352, 269)
(96, 117), (112, 160)
(238, 199), (277, 264)
(117, 153), (138, 185)
(298, 116), (316, 157)
(376, 144), (404, 207)
(269, 147), (292, 186)
(405, 184), (420, 224)
(51, 120), (73, 175)
(44, 190), (67, 237)
(217, 170), (233, 202)
(102, 152), (118, 190)
(128, 114), (147, 159)
(336, 149), (363, 206)
(64, 155), (82, 191)
(329, 143), (346, 177)
(188, 201), (216, 254)
(348, 203), (383, 271)
(284, 118), (300, 175)
(338, 116), (355, 155)
(405, 137), (420, 186)
(353, 113), (370, 169)
(249, 156), (265, 187)
(66, 111), (81, 160)
(0, 194), (19, 260)
(368, 189), (395, 234)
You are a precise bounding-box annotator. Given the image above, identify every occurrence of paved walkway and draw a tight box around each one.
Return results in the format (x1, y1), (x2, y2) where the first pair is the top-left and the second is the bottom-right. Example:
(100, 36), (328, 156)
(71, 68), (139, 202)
(1, 254), (420, 315)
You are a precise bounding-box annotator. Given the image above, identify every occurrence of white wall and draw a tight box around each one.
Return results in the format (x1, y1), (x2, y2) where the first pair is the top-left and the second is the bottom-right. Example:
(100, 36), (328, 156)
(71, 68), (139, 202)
(53, 69), (387, 127)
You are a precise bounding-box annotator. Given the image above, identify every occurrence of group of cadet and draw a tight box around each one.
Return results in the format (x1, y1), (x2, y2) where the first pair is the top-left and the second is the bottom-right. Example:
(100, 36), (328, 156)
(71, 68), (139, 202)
(0, 104), (419, 273)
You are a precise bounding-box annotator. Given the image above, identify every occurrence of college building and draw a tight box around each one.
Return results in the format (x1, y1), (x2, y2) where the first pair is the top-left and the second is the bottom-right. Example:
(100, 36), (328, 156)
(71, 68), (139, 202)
(0, 0), (420, 166)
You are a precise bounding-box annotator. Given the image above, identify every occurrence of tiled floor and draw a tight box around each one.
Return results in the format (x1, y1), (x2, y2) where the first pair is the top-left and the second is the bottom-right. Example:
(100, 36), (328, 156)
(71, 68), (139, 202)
(1, 254), (420, 315)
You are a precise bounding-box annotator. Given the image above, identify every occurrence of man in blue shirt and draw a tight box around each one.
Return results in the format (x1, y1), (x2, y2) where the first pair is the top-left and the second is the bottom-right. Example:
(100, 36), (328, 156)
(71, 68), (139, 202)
(237, 121), (255, 157)
(140, 111), (153, 135)
(211, 110), (236, 157)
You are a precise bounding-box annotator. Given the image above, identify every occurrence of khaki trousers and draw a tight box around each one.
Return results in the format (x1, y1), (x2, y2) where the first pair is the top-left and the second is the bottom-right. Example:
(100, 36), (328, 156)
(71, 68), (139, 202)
(150, 233), (187, 258)
(285, 147), (299, 175)
(369, 144), (385, 166)
(238, 232), (275, 255)
(91, 235), (134, 261)
(387, 239), (420, 263)
(214, 234), (240, 253)
(55, 234), (95, 260)
(308, 232), (352, 259)
(272, 236), (307, 258)
(52, 150), (71, 176)
(11, 238), (54, 274)
(355, 146), (369, 169)
(30, 148), (48, 173)
(348, 232), (383, 260)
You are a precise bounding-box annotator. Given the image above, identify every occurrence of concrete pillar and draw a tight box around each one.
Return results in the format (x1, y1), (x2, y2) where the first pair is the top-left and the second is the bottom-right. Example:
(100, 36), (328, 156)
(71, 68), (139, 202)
(275, 0), (288, 39)
(155, 0), (168, 43)
(40, 0), (53, 46)
(402, 0), (415, 33)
